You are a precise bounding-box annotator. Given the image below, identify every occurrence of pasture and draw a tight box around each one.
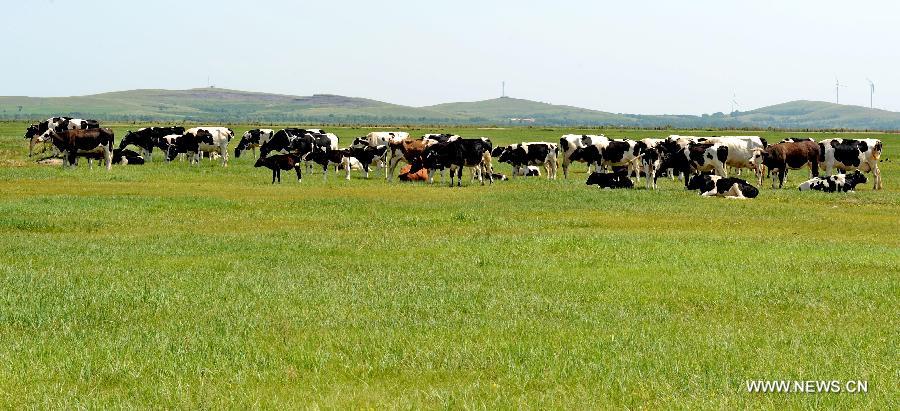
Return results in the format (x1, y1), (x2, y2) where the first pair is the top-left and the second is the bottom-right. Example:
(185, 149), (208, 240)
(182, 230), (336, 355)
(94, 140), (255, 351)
(0, 121), (897, 408)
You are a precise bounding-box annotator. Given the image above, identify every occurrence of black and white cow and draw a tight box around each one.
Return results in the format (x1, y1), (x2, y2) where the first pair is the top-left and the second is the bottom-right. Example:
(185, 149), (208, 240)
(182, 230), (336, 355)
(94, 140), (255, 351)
(695, 136), (765, 177)
(164, 127), (232, 166)
(818, 138), (883, 190)
(570, 139), (646, 181)
(585, 170), (634, 189)
(254, 154), (302, 184)
(493, 142), (559, 179)
(112, 148), (145, 165)
(259, 128), (314, 158)
(234, 129), (275, 158)
(687, 174), (759, 199)
(46, 128), (115, 170)
(422, 137), (494, 186)
(780, 137), (815, 144)
(798, 171), (868, 192)
(559, 134), (608, 178)
(343, 144), (388, 180)
(657, 141), (728, 188)
(119, 126), (185, 160)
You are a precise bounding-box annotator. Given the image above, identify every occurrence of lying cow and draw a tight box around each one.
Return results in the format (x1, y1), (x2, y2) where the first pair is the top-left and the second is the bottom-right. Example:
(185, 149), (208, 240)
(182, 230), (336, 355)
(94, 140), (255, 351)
(234, 128), (274, 158)
(687, 175), (759, 199)
(112, 148), (145, 165)
(46, 128), (115, 170)
(398, 163), (429, 181)
(798, 171), (868, 192)
(386, 134), (458, 181)
(818, 138), (883, 190)
(254, 154), (302, 183)
(585, 171), (634, 189)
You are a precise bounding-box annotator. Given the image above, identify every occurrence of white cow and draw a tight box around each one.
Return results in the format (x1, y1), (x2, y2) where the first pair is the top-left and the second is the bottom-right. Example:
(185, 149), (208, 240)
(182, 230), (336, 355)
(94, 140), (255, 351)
(695, 136), (766, 177)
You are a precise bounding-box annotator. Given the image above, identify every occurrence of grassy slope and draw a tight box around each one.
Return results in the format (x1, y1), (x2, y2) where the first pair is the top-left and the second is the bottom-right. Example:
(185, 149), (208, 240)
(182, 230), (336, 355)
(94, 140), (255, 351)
(425, 97), (636, 124)
(0, 122), (897, 408)
(735, 100), (900, 129)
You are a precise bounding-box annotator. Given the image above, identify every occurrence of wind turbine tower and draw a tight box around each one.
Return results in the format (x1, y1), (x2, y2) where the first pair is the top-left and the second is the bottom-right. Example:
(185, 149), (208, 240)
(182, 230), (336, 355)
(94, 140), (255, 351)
(834, 77), (846, 104)
(867, 78), (875, 108)
(731, 92), (739, 114)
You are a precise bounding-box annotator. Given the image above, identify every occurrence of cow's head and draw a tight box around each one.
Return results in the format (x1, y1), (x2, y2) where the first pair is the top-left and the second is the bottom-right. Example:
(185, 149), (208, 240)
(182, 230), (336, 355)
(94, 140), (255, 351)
(491, 146), (506, 159)
(846, 170), (868, 186)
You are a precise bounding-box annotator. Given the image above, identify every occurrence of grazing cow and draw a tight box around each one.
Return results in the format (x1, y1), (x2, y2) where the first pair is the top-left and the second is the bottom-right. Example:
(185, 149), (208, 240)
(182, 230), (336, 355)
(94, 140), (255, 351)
(493, 142), (559, 179)
(687, 174), (759, 199)
(254, 154), (302, 184)
(112, 148), (145, 165)
(118, 126), (185, 160)
(585, 171), (634, 189)
(818, 138), (883, 190)
(295, 133), (335, 180)
(559, 134), (608, 178)
(386, 134), (459, 181)
(752, 140), (820, 188)
(234, 128), (274, 158)
(47, 128), (115, 170)
(798, 171), (868, 192)
(422, 137), (494, 186)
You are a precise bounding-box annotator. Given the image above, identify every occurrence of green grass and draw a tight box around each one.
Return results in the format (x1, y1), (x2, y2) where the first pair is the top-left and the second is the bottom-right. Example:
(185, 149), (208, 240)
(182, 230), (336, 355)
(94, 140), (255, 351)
(0, 121), (897, 408)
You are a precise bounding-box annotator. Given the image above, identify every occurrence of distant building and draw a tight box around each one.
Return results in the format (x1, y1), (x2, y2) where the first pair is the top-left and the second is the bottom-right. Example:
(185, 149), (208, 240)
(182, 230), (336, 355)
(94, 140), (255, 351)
(509, 118), (536, 124)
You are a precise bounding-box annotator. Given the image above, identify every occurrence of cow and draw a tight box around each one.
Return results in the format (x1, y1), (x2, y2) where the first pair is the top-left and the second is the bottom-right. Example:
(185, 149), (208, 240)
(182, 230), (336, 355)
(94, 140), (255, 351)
(422, 137), (493, 186)
(112, 148), (145, 165)
(254, 154), (302, 184)
(259, 128), (315, 158)
(46, 128), (114, 170)
(657, 141), (727, 188)
(493, 142), (559, 179)
(798, 171), (868, 192)
(234, 128), (274, 158)
(398, 162), (429, 181)
(29, 117), (101, 157)
(695, 136), (765, 177)
(780, 137), (815, 144)
(687, 174), (759, 199)
(343, 144), (388, 180)
(180, 127), (233, 166)
(818, 138), (883, 190)
(118, 126), (185, 161)
(570, 139), (646, 180)
(386, 134), (459, 181)
(295, 133), (335, 180)
(751, 140), (820, 188)
(585, 170), (634, 189)
(353, 131), (410, 148)
(559, 134), (608, 178)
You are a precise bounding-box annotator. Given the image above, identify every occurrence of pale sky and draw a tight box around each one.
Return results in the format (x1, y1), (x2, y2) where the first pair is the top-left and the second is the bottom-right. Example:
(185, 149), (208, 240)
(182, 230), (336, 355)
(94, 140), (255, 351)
(4, 0), (898, 114)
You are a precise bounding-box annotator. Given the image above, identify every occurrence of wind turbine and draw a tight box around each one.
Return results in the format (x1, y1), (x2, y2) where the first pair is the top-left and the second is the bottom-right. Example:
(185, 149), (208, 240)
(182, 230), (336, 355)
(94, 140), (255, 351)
(866, 77), (875, 108)
(835, 77), (847, 104)
(730, 92), (739, 114)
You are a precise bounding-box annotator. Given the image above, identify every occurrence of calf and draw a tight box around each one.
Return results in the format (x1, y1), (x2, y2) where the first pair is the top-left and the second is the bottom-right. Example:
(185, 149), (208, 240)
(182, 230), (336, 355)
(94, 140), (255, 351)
(234, 128), (274, 158)
(559, 134), (608, 178)
(494, 142), (559, 179)
(798, 171), (868, 192)
(753, 140), (820, 188)
(254, 154), (302, 183)
(818, 138), (883, 190)
(585, 171), (634, 189)
(47, 128), (115, 170)
(687, 175), (759, 199)
(344, 144), (388, 179)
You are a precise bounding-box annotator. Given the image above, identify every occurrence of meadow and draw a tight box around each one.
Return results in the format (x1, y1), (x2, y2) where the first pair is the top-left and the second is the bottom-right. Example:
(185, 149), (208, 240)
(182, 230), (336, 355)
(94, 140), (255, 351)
(0, 121), (897, 408)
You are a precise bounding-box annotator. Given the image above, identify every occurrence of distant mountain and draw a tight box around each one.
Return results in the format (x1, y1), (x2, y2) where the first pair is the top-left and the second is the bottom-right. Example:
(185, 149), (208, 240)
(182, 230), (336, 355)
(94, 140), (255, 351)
(2, 88), (899, 130)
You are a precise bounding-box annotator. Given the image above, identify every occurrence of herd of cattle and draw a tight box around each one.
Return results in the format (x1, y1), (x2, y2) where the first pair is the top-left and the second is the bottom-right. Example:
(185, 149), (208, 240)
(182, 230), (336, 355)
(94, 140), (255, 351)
(22, 116), (886, 197)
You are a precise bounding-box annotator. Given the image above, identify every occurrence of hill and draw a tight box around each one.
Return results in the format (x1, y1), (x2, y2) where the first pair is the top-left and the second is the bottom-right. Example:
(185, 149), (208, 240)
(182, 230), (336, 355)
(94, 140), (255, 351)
(2, 88), (900, 130)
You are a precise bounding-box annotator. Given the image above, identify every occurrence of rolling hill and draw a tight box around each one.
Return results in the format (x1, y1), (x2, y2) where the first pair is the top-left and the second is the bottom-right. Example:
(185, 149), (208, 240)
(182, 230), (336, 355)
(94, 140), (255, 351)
(2, 88), (900, 130)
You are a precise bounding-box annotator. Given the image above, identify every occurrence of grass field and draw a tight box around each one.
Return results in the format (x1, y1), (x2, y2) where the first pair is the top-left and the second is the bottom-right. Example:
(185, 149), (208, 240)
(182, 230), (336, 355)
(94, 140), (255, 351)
(0, 121), (897, 408)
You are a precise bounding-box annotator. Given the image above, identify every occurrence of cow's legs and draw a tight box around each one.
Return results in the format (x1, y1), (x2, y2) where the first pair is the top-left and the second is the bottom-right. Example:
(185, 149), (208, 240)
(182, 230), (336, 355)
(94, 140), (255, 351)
(105, 145), (113, 171)
(271, 169), (277, 184)
(294, 165), (302, 182)
(221, 146), (228, 167)
(345, 161), (352, 180)
(873, 163), (882, 190)
(562, 158), (570, 179)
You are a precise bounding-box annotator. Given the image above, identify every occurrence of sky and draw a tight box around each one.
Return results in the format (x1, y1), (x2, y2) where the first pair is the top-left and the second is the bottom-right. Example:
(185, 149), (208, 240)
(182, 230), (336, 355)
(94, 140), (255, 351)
(3, 0), (898, 114)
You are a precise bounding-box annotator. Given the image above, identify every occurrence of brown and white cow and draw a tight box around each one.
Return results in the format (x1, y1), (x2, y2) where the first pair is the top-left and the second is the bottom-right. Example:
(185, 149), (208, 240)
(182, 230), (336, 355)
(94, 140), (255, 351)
(47, 128), (115, 170)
